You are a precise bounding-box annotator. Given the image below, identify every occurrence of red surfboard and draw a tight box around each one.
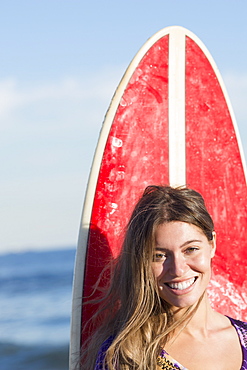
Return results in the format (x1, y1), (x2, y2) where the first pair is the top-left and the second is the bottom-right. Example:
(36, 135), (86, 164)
(70, 26), (247, 368)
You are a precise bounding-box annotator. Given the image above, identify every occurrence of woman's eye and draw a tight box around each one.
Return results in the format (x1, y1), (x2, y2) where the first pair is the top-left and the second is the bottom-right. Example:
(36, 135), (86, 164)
(185, 247), (198, 254)
(153, 252), (166, 262)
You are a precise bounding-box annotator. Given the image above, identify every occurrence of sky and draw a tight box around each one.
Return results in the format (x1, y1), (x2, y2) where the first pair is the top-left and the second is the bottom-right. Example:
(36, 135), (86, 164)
(1, 0), (247, 254)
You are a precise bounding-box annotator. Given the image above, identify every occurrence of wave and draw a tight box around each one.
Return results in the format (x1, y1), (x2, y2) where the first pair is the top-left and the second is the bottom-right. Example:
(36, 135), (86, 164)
(0, 248), (75, 294)
(0, 341), (69, 370)
(0, 248), (75, 355)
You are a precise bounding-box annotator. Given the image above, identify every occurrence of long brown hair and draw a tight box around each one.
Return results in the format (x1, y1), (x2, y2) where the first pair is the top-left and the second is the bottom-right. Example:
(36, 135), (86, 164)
(80, 185), (214, 369)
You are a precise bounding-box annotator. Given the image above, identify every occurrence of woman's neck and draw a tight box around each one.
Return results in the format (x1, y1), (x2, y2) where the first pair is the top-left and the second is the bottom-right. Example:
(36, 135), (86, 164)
(171, 292), (219, 339)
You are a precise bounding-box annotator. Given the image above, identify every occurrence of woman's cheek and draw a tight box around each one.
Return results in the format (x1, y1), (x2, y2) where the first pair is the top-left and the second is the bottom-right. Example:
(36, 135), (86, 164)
(151, 263), (164, 279)
(191, 253), (211, 270)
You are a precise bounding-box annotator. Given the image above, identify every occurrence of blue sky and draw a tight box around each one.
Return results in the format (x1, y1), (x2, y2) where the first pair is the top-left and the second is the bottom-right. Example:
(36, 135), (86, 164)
(1, 0), (247, 253)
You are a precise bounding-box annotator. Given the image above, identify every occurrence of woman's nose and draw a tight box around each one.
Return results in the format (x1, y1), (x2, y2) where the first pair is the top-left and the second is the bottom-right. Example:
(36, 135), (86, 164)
(168, 254), (187, 277)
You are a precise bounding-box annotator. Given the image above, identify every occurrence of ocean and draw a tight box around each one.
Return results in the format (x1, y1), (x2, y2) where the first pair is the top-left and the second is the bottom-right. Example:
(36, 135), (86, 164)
(0, 248), (76, 370)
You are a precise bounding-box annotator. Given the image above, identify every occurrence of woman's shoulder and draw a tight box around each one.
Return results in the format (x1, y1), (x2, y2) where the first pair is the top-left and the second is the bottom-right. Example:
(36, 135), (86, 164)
(227, 316), (247, 348)
(228, 316), (247, 330)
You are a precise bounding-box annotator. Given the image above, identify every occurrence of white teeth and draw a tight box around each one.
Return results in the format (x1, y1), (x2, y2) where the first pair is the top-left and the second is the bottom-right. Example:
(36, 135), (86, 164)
(166, 277), (196, 290)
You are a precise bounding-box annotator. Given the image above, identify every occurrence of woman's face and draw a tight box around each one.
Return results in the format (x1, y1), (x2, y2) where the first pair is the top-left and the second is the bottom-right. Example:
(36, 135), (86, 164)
(151, 221), (216, 309)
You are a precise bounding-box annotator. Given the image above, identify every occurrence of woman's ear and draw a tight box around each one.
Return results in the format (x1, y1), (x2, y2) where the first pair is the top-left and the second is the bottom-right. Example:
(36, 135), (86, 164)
(210, 231), (216, 258)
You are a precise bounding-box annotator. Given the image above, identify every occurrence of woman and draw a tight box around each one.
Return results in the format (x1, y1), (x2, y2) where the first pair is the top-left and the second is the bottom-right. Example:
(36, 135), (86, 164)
(82, 185), (247, 370)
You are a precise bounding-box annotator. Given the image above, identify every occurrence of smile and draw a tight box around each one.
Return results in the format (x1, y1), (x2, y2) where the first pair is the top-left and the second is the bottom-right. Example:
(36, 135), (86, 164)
(165, 277), (197, 291)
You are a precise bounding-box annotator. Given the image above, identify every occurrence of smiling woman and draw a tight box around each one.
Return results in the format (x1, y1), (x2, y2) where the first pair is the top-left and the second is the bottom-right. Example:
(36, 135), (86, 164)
(81, 185), (247, 370)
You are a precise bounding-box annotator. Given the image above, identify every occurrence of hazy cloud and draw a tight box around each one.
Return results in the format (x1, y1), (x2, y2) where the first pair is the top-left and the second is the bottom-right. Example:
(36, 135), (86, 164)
(0, 66), (125, 253)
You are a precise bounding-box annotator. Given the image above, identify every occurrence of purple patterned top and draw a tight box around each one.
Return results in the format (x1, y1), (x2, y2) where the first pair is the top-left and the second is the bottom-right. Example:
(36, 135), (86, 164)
(95, 317), (247, 369)
(228, 317), (247, 370)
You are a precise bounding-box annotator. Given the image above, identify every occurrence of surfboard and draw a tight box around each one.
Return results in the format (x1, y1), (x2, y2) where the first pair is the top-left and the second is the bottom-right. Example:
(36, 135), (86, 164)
(70, 26), (247, 368)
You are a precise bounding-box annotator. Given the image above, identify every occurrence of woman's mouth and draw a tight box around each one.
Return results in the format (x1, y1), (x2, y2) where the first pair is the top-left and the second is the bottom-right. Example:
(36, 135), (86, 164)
(165, 277), (197, 291)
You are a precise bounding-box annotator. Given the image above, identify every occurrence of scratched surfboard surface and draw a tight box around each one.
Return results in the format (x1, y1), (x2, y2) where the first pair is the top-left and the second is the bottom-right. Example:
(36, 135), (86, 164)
(70, 26), (247, 368)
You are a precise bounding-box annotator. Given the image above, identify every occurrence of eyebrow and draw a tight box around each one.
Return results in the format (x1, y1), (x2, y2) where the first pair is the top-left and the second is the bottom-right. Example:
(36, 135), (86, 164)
(155, 239), (202, 250)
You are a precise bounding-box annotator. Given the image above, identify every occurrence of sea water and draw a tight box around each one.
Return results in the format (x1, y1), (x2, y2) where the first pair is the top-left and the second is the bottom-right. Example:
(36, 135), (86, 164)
(0, 248), (76, 370)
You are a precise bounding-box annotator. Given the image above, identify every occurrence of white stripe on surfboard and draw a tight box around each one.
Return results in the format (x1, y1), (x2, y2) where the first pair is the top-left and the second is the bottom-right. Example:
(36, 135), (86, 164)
(168, 28), (186, 187)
